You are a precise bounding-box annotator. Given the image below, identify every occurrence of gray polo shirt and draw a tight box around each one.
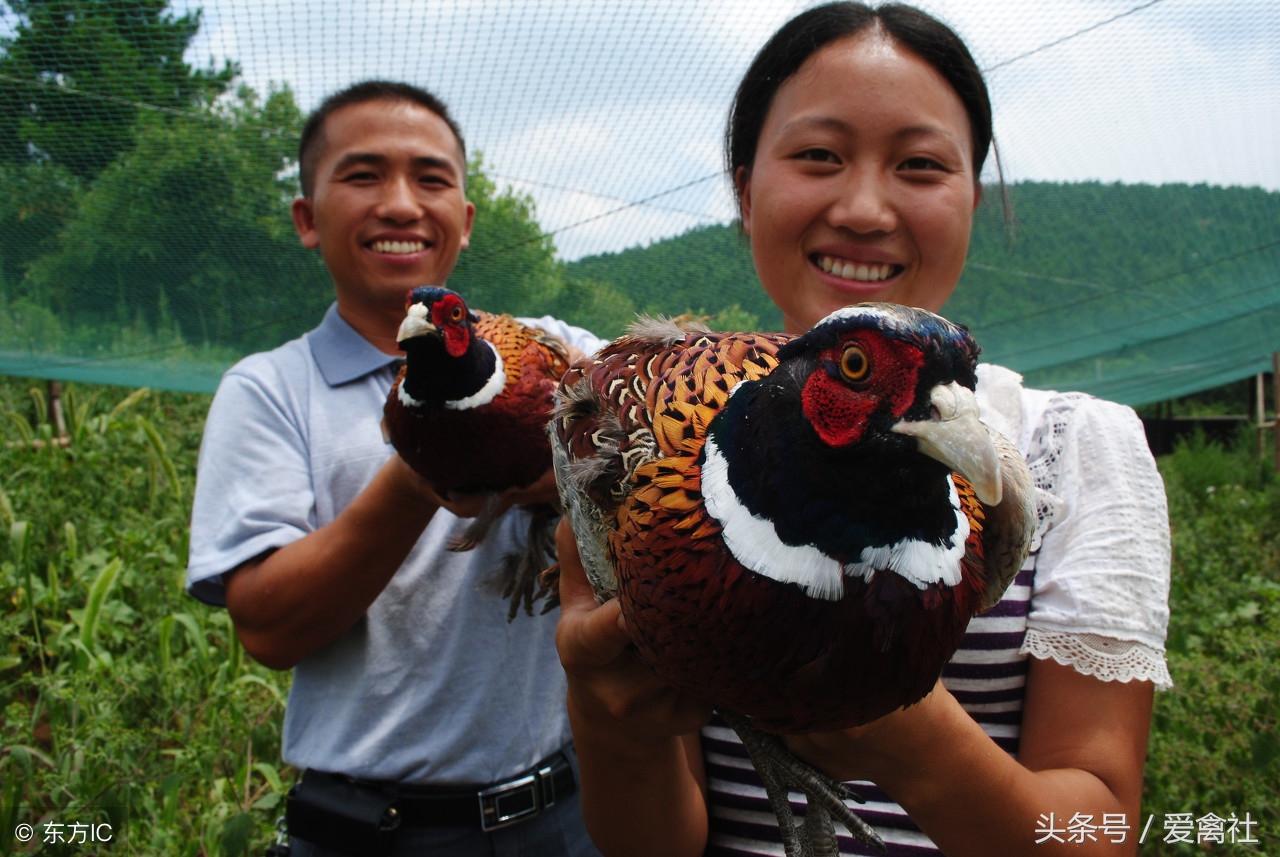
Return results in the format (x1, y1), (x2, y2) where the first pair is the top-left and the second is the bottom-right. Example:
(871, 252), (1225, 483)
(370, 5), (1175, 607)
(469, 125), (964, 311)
(187, 303), (604, 784)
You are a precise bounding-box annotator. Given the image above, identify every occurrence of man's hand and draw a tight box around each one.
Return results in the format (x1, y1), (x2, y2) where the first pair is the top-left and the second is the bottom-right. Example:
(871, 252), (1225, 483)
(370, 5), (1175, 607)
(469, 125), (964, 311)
(386, 453), (491, 518)
(504, 466), (560, 508)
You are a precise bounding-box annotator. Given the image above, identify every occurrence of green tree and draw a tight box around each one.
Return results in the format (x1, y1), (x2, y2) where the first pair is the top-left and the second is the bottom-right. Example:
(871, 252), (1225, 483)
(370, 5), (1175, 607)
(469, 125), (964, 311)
(450, 157), (566, 319)
(546, 275), (637, 339)
(0, 0), (236, 179)
(0, 160), (80, 286)
(25, 84), (320, 352)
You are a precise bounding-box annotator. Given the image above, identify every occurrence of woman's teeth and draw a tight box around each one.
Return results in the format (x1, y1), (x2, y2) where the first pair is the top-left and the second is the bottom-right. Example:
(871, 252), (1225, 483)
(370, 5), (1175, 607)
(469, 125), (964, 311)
(817, 255), (896, 282)
(373, 240), (426, 254)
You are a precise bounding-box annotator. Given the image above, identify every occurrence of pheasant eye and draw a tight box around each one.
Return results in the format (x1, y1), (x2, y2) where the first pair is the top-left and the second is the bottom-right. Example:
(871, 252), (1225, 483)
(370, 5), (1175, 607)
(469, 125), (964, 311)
(839, 344), (870, 381)
(450, 304), (464, 322)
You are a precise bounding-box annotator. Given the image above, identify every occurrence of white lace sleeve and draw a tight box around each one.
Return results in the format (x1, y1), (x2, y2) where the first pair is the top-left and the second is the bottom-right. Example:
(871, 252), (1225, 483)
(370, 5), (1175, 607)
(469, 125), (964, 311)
(1021, 393), (1173, 690)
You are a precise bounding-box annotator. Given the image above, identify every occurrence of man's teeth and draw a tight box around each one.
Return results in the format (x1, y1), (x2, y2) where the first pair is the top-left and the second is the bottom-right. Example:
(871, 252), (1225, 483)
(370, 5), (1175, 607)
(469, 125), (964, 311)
(817, 255), (896, 282)
(373, 240), (426, 254)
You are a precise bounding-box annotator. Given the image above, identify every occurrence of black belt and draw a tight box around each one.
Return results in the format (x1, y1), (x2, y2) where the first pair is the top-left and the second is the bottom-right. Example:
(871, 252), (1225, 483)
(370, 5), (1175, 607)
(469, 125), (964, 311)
(294, 750), (575, 836)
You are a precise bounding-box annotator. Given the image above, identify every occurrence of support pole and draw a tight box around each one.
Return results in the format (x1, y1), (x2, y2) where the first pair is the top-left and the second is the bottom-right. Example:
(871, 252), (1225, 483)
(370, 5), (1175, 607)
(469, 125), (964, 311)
(49, 379), (68, 440)
(1273, 353), (1279, 471)
(1257, 372), (1266, 459)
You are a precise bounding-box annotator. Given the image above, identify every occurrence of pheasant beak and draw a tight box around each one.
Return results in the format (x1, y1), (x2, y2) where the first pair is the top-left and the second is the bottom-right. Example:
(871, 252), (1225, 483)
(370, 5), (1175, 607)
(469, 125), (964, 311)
(890, 382), (1002, 506)
(397, 302), (439, 344)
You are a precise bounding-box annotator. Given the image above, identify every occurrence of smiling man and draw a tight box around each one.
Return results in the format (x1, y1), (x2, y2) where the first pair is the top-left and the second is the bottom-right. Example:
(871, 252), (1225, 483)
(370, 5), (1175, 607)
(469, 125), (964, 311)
(186, 81), (602, 857)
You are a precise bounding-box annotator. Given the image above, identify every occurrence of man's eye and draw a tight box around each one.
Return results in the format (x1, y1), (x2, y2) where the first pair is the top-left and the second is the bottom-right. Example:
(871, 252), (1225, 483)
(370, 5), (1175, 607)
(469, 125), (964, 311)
(342, 171), (378, 182)
(420, 174), (450, 186)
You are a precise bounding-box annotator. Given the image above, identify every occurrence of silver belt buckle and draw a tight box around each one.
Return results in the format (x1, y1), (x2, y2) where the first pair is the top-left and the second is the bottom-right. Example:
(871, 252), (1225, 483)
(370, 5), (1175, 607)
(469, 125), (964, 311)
(478, 773), (540, 831)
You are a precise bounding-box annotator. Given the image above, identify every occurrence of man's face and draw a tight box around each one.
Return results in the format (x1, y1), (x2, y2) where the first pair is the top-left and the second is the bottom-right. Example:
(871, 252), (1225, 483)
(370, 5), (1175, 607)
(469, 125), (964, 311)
(292, 98), (475, 317)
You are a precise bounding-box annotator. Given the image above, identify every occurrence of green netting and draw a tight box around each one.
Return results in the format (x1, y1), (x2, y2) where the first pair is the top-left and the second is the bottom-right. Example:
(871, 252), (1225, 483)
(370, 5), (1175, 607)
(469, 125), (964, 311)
(1, 0), (1277, 405)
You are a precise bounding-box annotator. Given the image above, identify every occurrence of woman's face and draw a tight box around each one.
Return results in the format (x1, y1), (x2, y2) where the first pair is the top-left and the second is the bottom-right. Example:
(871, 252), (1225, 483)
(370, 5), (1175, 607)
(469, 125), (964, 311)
(739, 31), (979, 334)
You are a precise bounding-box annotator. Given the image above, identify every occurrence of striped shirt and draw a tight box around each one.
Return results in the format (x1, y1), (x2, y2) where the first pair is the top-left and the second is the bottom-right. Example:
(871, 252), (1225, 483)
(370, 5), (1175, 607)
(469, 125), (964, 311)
(703, 560), (1036, 856)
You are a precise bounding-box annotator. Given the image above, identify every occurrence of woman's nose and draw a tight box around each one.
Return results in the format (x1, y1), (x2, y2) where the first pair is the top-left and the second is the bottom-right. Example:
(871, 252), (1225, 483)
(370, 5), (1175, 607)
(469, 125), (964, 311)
(828, 170), (896, 234)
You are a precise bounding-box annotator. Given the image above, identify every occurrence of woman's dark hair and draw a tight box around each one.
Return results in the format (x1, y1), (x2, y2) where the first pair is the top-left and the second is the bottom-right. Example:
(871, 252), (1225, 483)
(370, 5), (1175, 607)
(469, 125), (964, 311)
(726, 2), (997, 205)
(298, 80), (466, 197)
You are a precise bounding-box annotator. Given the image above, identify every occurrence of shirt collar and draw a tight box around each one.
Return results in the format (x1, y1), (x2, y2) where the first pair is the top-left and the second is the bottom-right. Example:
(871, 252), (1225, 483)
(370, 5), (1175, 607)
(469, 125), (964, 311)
(308, 303), (402, 387)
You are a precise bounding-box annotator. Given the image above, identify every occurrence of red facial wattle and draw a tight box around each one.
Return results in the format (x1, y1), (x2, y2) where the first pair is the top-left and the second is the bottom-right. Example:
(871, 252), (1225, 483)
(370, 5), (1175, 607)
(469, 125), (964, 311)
(800, 333), (923, 447)
(442, 323), (470, 357)
(429, 295), (472, 358)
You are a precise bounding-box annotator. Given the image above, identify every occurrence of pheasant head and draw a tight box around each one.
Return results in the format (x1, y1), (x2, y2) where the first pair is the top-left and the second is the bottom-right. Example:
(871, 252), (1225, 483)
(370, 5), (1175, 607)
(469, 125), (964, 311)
(699, 303), (1001, 604)
(395, 285), (504, 409)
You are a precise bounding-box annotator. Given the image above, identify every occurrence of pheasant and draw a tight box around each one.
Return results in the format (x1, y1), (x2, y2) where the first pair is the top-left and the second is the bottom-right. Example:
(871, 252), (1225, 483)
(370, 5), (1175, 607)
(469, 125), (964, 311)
(551, 303), (1034, 856)
(385, 285), (572, 619)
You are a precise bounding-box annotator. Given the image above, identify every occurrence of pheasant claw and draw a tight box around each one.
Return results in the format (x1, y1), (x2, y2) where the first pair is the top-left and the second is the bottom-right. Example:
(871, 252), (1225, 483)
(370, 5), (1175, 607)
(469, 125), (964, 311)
(720, 710), (884, 857)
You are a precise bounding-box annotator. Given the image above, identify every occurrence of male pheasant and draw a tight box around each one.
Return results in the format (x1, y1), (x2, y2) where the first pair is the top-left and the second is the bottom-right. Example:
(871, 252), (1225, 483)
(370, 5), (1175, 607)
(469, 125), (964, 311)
(551, 303), (1034, 856)
(385, 285), (571, 619)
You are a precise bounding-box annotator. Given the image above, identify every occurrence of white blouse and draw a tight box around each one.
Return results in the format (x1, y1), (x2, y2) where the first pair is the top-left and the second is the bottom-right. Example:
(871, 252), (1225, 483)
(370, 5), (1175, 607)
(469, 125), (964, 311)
(977, 363), (1172, 688)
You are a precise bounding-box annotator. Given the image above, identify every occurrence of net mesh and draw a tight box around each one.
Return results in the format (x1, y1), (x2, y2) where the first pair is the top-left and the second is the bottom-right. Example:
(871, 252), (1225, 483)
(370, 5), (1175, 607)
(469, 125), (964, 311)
(1, 0), (1277, 405)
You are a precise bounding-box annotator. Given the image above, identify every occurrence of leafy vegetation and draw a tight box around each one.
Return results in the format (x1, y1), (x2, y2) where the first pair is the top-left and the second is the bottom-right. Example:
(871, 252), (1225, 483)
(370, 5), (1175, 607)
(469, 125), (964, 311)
(0, 0), (237, 180)
(1, 378), (289, 856)
(1, 376), (1276, 854)
(1144, 430), (1280, 854)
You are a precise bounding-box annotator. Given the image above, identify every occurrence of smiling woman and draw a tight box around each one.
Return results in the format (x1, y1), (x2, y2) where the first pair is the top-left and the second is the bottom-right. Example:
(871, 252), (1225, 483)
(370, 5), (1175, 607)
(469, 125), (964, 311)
(733, 22), (981, 331)
(554, 4), (1172, 857)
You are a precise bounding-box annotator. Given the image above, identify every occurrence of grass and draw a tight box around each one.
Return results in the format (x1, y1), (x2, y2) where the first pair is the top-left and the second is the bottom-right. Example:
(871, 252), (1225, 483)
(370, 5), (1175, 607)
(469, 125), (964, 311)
(0, 376), (1276, 854)
(1143, 430), (1279, 854)
(0, 378), (289, 856)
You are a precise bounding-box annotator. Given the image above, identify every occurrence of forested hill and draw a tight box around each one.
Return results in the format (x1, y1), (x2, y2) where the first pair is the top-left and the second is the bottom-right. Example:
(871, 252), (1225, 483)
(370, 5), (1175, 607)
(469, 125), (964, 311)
(564, 181), (1280, 345)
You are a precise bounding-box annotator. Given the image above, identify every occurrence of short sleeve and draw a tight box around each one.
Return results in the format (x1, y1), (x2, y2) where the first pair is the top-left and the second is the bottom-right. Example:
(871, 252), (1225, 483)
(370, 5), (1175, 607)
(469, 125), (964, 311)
(186, 366), (316, 606)
(517, 315), (607, 357)
(1024, 394), (1173, 689)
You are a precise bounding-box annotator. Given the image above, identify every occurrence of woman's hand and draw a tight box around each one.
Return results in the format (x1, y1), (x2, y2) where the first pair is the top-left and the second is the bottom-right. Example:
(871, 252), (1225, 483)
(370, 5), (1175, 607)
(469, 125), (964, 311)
(554, 518), (712, 857)
(554, 519), (712, 743)
(785, 679), (955, 784)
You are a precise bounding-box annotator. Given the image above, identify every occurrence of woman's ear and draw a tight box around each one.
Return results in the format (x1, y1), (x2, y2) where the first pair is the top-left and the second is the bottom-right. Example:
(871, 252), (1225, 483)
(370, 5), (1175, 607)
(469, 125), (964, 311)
(734, 165), (752, 235)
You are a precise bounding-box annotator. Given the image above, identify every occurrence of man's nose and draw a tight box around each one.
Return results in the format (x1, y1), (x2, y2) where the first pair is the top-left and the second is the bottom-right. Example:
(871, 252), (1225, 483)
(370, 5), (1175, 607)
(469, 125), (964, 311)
(377, 175), (421, 221)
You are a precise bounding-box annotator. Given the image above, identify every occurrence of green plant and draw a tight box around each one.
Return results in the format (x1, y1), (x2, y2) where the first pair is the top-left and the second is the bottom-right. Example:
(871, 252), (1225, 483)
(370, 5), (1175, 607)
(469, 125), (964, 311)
(1142, 431), (1280, 854)
(0, 376), (291, 855)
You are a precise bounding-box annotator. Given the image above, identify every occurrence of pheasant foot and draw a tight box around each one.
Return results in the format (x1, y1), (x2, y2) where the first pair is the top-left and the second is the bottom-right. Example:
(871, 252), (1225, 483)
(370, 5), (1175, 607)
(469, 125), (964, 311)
(496, 504), (559, 621)
(719, 709), (884, 857)
(446, 493), (508, 552)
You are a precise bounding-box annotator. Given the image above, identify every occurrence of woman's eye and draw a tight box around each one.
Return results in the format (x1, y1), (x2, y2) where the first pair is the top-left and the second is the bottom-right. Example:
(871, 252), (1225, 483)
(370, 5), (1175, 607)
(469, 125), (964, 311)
(795, 148), (839, 164)
(899, 156), (946, 172)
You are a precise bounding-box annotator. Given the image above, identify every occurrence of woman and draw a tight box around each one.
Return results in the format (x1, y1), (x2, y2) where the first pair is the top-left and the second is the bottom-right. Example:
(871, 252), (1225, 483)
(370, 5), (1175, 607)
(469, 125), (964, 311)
(556, 4), (1171, 855)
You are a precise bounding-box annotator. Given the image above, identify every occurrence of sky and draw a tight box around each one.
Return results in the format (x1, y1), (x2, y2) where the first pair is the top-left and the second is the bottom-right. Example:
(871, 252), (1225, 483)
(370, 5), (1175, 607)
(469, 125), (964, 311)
(169, 0), (1280, 260)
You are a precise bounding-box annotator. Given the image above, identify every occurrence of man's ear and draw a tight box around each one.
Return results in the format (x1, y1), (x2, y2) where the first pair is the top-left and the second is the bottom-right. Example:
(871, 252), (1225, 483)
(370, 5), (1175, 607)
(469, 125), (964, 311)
(291, 197), (320, 249)
(459, 200), (476, 251)
(972, 181), (983, 212)
(734, 166), (752, 235)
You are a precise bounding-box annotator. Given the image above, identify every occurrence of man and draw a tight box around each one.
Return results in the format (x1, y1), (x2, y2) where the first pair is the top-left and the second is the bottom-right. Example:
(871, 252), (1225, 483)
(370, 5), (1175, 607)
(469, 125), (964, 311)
(186, 80), (601, 856)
